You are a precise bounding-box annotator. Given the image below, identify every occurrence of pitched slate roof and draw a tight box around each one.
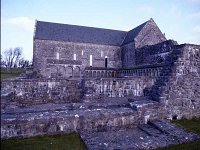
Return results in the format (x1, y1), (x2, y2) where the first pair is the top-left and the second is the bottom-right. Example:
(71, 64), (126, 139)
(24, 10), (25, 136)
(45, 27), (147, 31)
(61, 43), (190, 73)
(121, 21), (148, 45)
(34, 21), (127, 46)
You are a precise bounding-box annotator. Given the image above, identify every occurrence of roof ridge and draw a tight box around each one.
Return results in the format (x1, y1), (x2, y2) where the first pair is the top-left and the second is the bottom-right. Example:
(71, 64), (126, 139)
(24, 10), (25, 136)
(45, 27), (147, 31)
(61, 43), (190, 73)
(36, 20), (127, 33)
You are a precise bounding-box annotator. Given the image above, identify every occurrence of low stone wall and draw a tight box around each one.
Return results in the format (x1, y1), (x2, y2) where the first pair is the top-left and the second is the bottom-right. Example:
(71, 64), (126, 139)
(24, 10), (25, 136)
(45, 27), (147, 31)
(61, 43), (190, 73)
(118, 64), (163, 77)
(84, 65), (163, 78)
(84, 67), (117, 78)
(84, 77), (156, 98)
(1, 99), (160, 139)
(1, 108), (137, 139)
(1, 79), (83, 108)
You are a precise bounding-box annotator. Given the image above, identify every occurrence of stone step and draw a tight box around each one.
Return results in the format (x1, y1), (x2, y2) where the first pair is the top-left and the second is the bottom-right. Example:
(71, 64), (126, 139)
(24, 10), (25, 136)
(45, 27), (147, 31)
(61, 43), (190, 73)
(80, 120), (200, 150)
(129, 100), (159, 111)
(2, 96), (158, 114)
(149, 119), (200, 143)
(1, 107), (140, 139)
(2, 101), (132, 115)
(138, 124), (162, 137)
(2, 97), (163, 139)
(81, 127), (155, 150)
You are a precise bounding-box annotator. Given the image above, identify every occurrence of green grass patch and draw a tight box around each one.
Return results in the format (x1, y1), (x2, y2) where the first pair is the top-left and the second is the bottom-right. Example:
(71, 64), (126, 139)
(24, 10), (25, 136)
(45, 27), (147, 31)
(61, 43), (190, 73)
(172, 118), (200, 135)
(1, 73), (20, 79)
(1, 68), (27, 79)
(1, 68), (26, 74)
(158, 141), (200, 150)
(1, 132), (87, 150)
(158, 118), (200, 150)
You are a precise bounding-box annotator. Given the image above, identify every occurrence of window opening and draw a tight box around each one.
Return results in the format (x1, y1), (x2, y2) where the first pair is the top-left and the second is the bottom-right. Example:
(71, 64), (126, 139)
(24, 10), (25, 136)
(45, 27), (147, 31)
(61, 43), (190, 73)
(90, 55), (93, 67)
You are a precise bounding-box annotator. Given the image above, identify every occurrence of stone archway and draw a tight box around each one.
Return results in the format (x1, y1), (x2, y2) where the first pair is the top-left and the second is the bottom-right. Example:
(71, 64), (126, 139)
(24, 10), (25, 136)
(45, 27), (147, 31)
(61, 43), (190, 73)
(97, 71), (100, 77)
(89, 71), (92, 77)
(49, 66), (58, 78)
(85, 71), (89, 77)
(101, 71), (104, 77)
(65, 66), (73, 78)
(93, 71), (97, 77)
(73, 66), (81, 77)
(58, 66), (65, 78)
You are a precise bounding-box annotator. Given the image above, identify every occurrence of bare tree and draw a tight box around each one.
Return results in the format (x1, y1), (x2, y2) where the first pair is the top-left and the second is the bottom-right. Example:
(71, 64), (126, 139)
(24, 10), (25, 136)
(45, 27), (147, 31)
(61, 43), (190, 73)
(0, 54), (5, 67)
(18, 58), (32, 68)
(13, 48), (22, 67)
(2, 47), (22, 68)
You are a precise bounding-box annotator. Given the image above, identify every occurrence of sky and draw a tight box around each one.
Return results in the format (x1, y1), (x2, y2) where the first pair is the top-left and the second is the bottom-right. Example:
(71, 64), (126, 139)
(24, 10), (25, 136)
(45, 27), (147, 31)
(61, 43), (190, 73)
(1, 0), (200, 60)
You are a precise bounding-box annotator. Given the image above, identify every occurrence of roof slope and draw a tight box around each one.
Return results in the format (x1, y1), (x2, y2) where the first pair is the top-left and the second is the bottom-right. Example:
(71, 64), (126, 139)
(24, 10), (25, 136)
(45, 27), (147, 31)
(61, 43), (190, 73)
(121, 21), (148, 45)
(34, 21), (127, 46)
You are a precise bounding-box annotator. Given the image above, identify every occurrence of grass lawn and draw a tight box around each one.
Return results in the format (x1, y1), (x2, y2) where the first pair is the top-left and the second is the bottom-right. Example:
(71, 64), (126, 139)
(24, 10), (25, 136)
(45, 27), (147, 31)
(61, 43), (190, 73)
(1, 73), (20, 79)
(158, 141), (200, 150)
(1, 68), (26, 79)
(172, 118), (200, 135)
(1, 132), (87, 150)
(158, 118), (200, 150)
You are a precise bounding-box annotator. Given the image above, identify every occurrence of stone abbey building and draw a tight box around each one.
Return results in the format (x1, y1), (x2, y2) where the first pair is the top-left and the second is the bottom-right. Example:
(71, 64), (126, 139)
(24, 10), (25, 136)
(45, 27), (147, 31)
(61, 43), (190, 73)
(33, 18), (167, 78)
(1, 18), (200, 148)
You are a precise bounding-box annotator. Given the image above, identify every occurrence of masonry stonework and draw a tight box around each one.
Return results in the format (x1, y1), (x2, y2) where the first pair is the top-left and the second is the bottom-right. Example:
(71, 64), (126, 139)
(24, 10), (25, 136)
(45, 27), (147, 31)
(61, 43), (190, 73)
(1, 18), (200, 148)
(147, 44), (200, 119)
(1, 79), (83, 109)
(34, 40), (122, 78)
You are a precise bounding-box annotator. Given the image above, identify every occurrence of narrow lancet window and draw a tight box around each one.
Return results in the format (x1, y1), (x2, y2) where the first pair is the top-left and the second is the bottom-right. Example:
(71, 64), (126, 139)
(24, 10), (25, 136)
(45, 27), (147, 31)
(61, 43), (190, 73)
(101, 51), (104, 57)
(56, 52), (59, 60)
(90, 55), (93, 67)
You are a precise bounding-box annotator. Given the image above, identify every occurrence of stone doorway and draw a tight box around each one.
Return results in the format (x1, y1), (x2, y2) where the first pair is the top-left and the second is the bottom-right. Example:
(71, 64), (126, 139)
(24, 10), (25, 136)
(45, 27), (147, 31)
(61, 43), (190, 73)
(105, 56), (108, 68)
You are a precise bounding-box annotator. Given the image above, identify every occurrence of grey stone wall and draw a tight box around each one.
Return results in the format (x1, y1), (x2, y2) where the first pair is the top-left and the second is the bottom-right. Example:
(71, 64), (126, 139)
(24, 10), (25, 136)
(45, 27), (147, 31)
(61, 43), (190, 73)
(118, 65), (163, 77)
(33, 39), (122, 78)
(121, 20), (167, 68)
(1, 108), (137, 139)
(121, 42), (136, 68)
(1, 79), (83, 108)
(84, 77), (156, 99)
(83, 65), (164, 99)
(134, 19), (166, 48)
(2, 43), (200, 139)
(147, 44), (200, 119)
(135, 40), (178, 65)
(1, 100), (160, 139)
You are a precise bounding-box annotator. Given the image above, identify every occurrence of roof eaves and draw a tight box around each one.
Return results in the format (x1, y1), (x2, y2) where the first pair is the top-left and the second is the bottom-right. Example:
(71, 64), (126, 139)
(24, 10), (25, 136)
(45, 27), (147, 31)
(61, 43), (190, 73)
(33, 38), (122, 47)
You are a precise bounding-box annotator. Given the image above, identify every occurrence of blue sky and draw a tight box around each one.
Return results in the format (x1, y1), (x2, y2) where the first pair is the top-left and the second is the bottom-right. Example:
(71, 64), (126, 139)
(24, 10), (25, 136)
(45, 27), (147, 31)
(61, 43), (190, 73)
(1, 0), (200, 60)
